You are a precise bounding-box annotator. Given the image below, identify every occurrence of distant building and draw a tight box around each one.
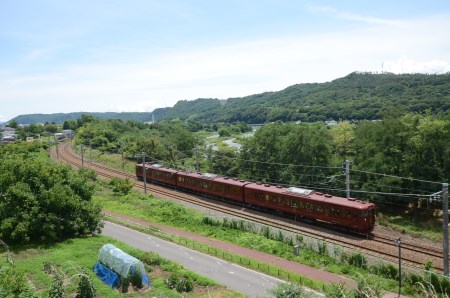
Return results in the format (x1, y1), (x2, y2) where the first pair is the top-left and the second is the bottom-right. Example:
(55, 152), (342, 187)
(54, 133), (65, 141)
(62, 129), (74, 139)
(325, 120), (338, 126)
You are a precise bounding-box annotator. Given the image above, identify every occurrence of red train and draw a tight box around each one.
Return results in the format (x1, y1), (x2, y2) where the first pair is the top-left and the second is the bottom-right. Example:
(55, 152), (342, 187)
(136, 163), (376, 232)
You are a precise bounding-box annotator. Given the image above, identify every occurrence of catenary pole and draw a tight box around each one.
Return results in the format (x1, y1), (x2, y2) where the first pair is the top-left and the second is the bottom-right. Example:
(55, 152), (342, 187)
(142, 152), (147, 194)
(396, 237), (402, 296)
(81, 144), (84, 168)
(443, 183), (449, 276)
(121, 142), (124, 173)
(195, 146), (199, 172)
(345, 160), (350, 199)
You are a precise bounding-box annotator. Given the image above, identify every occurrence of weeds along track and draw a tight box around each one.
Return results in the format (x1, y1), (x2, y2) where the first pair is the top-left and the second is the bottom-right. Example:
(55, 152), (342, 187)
(56, 141), (445, 273)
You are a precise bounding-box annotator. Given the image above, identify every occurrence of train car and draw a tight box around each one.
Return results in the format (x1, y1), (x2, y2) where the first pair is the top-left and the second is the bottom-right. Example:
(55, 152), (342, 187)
(135, 163), (178, 186)
(244, 183), (375, 231)
(176, 172), (250, 203)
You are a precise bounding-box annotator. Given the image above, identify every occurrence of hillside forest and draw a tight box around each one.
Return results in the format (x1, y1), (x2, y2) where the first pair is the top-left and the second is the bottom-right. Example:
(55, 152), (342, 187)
(8, 72), (450, 125)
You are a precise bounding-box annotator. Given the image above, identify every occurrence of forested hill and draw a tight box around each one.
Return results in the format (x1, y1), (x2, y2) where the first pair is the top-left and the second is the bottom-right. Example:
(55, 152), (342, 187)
(11, 110), (168, 125)
(171, 72), (450, 123)
(11, 72), (450, 124)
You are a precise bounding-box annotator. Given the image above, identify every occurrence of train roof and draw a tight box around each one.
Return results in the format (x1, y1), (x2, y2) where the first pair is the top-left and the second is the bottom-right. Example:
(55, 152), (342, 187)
(177, 171), (251, 186)
(136, 163), (179, 174)
(245, 183), (374, 210)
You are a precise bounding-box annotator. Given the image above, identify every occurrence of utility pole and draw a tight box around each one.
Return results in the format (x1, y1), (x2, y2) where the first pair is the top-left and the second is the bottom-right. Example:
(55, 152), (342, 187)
(81, 144), (84, 168)
(120, 142), (124, 173)
(395, 237), (402, 296)
(443, 183), (449, 276)
(88, 140), (92, 168)
(195, 146), (199, 172)
(142, 152), (147, 194)
(345, 160), (351, 199)
(55, 139), (59, 160)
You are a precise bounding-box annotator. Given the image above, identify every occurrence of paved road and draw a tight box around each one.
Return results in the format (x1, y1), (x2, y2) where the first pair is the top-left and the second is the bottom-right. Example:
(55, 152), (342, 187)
(102, 221), (283, 297)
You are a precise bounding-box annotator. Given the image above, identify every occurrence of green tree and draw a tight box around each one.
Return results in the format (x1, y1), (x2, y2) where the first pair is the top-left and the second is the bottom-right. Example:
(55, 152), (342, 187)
(0, 142), (103, 244)
(6, 120), (18, 128)
(331, 121), (355, 160)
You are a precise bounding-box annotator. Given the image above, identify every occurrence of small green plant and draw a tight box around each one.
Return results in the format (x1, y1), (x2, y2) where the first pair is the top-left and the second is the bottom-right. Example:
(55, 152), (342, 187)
(325, 282), (352, 298)
(142, 251), (165, 266)
(130, 268), (143, 289)
(165, 273), (180, 289)
(424, 259), (433, 271)
(48, 270), (65, 298)
(165, 273), (194, 293)
(270, 282), (306, 298)
(355, 275), (383, 298)
(348, 253), (367, 269)
(76, 270), (96, 298)
(318, 241), (328, 256)
(119, 275), (130, 293)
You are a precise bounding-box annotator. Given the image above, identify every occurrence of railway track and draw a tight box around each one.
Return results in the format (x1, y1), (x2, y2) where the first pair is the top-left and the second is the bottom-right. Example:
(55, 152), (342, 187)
(55, 141), (445, 273)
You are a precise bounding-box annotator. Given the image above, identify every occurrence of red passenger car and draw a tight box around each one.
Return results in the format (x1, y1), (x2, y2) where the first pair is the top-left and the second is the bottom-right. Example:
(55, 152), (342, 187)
(244, 183), (375, 231)
(135, 163), (178, 186)
(176, 172), (250, 203)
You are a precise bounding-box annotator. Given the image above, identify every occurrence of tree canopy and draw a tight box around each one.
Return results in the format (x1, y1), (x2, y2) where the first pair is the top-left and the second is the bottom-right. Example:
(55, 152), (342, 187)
(0, 142), (102, 244)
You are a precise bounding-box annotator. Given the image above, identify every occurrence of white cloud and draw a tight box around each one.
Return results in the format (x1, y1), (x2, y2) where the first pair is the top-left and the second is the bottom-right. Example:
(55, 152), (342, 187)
(1, 11), (450, 120)
(384, 56), (450, 74)
(307, 5), (404, 26)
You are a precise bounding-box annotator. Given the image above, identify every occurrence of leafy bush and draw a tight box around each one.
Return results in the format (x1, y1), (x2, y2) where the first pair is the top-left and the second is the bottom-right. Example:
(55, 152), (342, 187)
(76, 269), (96, 298)
(348, 253), (368, 269)
(165, 273), (194, 293)
(0, 267), (34, 297)
(110, 177), (133, 195)
(270, 282), (307, 298)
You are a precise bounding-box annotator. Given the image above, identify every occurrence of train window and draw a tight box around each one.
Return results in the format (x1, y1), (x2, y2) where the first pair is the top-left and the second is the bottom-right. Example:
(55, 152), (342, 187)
(178, 177), (182, 182)
(299, 202), (305, 208)
(362, 211), (368, 217)
(306, 203), (312, 210)
(255, 193), (264, 200)
(316, 205), (323, 212)
(291, 200), (298, 207)
(270, 195), (277, 202)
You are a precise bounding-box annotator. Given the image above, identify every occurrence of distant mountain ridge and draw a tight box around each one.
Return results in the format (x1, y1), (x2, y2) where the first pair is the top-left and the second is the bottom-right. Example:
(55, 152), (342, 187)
(11, 110), (169, 125)
(10, 72), (450, 124)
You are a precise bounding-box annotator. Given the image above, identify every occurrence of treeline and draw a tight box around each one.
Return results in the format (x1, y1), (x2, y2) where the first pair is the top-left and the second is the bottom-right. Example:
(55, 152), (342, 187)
(208, 112), (450, 208)
(71, 113), (449, 210)
(9, 72), (450, 125)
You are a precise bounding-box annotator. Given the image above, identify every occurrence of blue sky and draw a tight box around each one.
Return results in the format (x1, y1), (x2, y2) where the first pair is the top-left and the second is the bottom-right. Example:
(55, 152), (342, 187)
(1, 0), (450, 122)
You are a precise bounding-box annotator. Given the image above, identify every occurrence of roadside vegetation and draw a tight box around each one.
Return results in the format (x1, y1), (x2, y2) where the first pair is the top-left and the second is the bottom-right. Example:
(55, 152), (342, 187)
(96, 185), (450, 297)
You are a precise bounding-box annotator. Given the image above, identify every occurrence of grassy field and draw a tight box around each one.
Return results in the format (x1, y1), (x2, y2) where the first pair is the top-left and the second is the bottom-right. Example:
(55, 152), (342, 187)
(1, 236), (243, 297)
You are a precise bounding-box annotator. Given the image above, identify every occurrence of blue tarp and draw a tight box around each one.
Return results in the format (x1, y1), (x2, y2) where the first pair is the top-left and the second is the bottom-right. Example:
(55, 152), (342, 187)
(98, 244), (151, 286)
(93, 262), (120, 288)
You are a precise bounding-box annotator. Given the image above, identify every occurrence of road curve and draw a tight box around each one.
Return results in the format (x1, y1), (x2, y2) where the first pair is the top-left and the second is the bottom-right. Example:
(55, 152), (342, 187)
(102, 221), (285, 298)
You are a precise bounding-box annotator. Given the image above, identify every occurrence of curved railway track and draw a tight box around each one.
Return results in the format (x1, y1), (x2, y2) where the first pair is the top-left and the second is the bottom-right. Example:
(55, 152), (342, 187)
(55, 141), (445, 273)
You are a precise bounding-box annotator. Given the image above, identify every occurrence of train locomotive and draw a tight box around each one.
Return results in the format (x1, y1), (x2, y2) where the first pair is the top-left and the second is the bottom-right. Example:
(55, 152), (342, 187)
(136, 163), (376, 232)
